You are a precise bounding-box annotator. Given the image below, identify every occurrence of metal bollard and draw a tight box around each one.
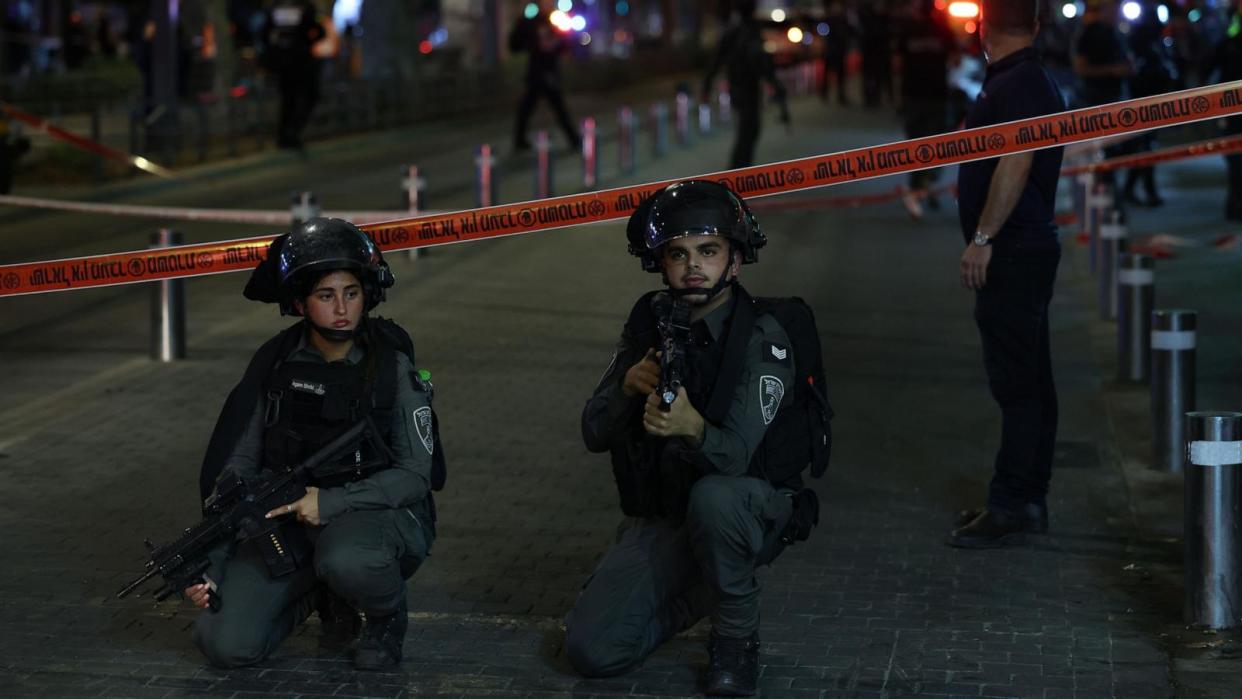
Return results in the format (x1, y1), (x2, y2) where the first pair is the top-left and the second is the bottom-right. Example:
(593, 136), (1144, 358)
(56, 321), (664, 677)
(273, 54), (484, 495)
(1117, 254), (1154, 383)
(403, 164), (426, 260)
(402, 164), (426, 213)
(1152, 309), (1197, 472)
(675, 92), (692, 147)
(651, 103), (669, 158)
(618, 107), (637, 175)
(291, 191), (320, 225)
(534, 130), (553, 199)
(1184, 411), (1242, 629)
(1087, 183), (1112, 276)
(476, 144), (497, 208)
(582, 117), (599, 190)
(717, 90), (731, 127)
(149, 229), (186, 362)
(698, 103), (712, 136)
(1098, 210), (1126, 320)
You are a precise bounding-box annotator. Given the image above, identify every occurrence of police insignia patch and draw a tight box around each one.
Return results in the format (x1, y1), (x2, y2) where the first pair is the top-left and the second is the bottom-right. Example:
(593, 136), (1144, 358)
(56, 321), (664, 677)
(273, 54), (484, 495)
(759, 375), (784, 425)
(414, 407), (434, 455)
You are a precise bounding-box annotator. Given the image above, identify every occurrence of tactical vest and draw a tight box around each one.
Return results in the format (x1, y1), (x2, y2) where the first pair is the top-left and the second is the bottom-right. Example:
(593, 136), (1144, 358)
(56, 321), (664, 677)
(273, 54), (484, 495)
(610, 285), (832, 519)
(261, 336), (397, 488)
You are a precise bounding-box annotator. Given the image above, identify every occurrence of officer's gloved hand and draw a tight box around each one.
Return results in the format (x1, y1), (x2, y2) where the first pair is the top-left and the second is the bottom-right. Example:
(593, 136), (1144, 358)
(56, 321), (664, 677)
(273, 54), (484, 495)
(779, 489), (819, 544)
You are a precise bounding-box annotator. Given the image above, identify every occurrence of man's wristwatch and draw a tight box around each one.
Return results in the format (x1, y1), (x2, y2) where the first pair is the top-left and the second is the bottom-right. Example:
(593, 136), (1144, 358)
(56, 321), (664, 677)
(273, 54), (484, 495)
(972, 230), (992, 247)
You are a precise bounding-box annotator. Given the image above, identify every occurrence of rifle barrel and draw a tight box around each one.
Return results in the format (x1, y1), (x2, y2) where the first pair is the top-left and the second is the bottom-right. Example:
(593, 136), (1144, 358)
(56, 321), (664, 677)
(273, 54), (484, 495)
(115, 566), (157, 599)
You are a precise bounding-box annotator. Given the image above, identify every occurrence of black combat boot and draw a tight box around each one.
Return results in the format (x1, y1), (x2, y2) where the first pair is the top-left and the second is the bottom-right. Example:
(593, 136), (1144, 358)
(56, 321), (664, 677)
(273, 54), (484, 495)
(946, 509), (1026, 549)
(354, 596), (408, 671)
(315, 587), (362, 650)
(954, 502), (1048, 534)
(705, 631), (760, 697)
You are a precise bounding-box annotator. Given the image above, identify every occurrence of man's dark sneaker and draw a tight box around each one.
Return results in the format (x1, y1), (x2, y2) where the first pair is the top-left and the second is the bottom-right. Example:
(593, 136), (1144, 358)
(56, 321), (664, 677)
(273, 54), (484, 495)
(316, 587), (362, 650)
(947, 509), (1026, 549)
(705, 631), (760, 697)
(954, 502), (1048, 534)
(354, 596), (408, 671)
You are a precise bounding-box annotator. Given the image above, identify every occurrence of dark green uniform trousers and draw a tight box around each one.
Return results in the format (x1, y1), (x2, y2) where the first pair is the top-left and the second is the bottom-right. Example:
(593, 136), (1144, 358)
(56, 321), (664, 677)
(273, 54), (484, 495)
(564, 475), (792, 677)
(192, 507), (430, 667)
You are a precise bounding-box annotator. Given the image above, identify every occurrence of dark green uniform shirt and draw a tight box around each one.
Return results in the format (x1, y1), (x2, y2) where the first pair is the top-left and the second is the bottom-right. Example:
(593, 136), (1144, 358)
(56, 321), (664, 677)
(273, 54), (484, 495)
(583, 293), (795, 477)
(224, 335), (433, 522)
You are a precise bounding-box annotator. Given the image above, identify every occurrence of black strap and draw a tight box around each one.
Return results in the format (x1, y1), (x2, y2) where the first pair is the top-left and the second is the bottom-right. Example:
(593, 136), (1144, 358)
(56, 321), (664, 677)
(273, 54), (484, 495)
(704, 285), (755, 424)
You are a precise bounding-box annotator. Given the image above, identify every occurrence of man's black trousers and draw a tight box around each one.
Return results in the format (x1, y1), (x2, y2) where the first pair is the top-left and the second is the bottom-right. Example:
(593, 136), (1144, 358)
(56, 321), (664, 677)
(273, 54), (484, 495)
(973, 252), (1060, 515)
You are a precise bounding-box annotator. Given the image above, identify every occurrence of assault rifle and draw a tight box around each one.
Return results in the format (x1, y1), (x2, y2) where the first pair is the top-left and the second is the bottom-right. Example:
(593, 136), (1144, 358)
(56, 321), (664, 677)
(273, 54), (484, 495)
(651, 292), (692, 410)
(116, 418), (374, 607)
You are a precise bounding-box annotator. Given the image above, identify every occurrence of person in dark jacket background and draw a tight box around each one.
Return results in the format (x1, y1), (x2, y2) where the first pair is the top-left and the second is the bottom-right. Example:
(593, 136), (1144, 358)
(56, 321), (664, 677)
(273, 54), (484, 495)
(703, 0), (789, 169)
(510, 0), (581, 152)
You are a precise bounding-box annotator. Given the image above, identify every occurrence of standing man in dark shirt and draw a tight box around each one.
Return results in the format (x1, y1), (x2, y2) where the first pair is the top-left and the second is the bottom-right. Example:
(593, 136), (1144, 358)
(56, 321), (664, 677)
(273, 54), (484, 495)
(949, 0), (1065, 549)
(899, 0), (958, 217)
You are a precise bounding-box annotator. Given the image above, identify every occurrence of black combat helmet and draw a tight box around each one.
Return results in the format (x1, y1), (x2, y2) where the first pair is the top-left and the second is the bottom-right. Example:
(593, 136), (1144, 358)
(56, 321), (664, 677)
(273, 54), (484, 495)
(276, 217), (394, 315)
(626, 180), (765, 273)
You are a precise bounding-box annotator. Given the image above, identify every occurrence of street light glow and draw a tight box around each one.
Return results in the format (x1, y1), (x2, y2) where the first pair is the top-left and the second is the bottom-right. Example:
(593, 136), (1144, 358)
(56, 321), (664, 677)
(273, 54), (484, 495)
(1061, 3), (1078, 19)
(1157, 4), (1169, 23)
(947, 1), (980, 19)
(1122, 1), (1141, 21)
(771, 9), (786, 22)
(570, 15), (587, 31)
(787, 27), (803, 43)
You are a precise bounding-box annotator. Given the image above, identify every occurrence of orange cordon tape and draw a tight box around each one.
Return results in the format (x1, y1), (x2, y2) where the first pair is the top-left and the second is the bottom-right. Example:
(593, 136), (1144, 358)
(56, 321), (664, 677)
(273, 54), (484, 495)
(1063, 134), (1242, 175)
(749, 183), (956, 212)
(0, 194), (439, 226)
(1, 103), (175, 179)
(4, 81), (1242, 298)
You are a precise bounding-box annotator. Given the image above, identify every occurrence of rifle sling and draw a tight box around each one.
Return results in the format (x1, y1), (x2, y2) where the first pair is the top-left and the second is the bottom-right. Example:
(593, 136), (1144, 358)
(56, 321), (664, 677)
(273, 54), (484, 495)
(704, 286), (754, 424)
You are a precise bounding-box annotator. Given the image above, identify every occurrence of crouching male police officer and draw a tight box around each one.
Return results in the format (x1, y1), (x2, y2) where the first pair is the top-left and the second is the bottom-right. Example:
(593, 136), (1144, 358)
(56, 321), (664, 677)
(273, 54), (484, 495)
(187, 218), (442, 670)
(566, 180), (830, 696)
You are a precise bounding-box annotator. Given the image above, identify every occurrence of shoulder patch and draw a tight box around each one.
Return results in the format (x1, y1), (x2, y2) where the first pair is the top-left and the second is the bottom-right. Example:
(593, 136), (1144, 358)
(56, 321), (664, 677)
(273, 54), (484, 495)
(762, 341), (791, 366)
(759, 375), (785, 425)
(413, 406), (435, 455)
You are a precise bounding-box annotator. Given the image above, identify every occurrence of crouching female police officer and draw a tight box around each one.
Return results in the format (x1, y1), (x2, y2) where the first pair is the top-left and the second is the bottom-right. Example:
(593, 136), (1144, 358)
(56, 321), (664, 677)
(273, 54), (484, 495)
(187, 218), (441, 670)
(567, 180), (827, 697)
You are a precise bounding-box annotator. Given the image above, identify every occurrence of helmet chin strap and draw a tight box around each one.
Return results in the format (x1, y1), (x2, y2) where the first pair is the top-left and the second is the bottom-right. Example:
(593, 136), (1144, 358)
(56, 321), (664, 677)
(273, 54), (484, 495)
(305, 314), (366, 343)
(668, 274), (734, 304)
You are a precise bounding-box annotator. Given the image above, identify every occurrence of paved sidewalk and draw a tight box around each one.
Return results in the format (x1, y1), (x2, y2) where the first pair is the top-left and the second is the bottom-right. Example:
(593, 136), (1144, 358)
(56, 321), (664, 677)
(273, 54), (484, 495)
(2, 96), (1241, 698)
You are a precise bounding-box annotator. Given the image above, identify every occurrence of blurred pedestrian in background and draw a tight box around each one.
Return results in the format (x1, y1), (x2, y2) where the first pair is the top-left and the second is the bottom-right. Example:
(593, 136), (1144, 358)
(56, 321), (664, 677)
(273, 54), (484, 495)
(510, 0), (581, 152)
(1074, 0), (1133, 192)
(261, 0), (325, 150)
(1122, 10), (1178, 208)
(898, 0), (958, 218)
(1212, 0), (1242, 220)
(1074, 0), (1133, 108)
(703, 0), (789, 169)
(858, 2), (894, 109)
(0, 117), (30, 194)
(819, 0), (856, 106)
